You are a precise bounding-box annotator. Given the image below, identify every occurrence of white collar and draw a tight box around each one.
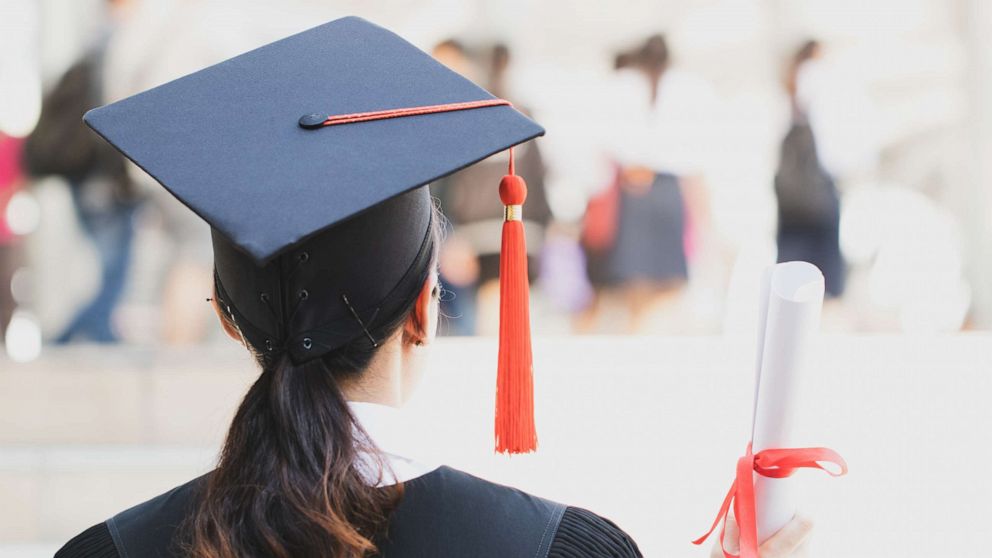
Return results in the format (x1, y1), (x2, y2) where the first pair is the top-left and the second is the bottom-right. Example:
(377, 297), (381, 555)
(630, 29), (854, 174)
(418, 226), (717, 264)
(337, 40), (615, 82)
(347, 401), (440, 487)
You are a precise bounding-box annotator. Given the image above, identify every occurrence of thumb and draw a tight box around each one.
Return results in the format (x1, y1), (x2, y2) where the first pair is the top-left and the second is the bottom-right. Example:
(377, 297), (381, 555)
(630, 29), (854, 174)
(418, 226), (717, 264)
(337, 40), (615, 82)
(711, 514), (740, 558)
(758, 515), (814, 558)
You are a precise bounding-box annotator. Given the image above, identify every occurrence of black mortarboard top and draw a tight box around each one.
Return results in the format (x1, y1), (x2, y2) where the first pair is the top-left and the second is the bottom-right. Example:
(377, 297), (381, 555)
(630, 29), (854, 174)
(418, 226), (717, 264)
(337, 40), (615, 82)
(84, 16), (543, 454)
(84, 16), (542, 264)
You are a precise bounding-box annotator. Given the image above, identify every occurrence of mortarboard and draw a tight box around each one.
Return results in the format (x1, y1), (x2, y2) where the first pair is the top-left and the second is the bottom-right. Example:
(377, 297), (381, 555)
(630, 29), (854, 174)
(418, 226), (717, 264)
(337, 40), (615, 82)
(84, 16), (542, 454)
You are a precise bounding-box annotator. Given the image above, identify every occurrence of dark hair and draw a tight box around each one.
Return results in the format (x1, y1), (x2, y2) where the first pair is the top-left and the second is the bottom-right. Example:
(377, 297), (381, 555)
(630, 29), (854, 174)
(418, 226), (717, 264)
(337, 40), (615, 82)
(188, 207), (442, 558)
(613, 51), (635, 71)
(491, 43), (511, 73)
(637, 34), (670, 105)
(637, 34), (670, 75)
(612, 34), (670, 105)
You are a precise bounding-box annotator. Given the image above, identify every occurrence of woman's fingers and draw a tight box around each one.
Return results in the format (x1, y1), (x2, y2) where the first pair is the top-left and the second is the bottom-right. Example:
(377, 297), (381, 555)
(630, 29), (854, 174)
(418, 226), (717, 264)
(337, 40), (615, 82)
(758, 515), (814, 557)
(710, 515), (740, 558)
(711, 514), (814, 558)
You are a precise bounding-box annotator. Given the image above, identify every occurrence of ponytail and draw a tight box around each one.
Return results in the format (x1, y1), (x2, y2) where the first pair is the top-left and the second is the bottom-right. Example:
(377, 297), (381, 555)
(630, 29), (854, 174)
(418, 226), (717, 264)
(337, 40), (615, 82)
(187, 355), (401, 558)
(189, 204), (441, 558)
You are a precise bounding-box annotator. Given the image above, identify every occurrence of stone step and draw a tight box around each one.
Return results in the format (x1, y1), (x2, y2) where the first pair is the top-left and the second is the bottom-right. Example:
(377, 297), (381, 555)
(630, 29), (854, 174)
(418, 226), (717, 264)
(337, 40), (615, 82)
(0, 543), (61, 558)
(0, 445), (214, 546)
(0, 344), (257, 447)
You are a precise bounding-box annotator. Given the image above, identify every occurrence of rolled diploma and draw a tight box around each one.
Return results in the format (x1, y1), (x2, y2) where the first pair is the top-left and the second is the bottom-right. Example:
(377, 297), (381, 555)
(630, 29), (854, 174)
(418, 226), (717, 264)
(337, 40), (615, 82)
(750, 261), (824, 543)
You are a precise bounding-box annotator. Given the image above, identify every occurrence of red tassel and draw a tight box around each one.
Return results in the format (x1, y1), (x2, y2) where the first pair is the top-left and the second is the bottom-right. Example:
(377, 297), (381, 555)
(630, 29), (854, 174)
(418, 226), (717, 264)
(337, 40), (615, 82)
(495, 149), (537, 454)
(298, 99), (537, 452)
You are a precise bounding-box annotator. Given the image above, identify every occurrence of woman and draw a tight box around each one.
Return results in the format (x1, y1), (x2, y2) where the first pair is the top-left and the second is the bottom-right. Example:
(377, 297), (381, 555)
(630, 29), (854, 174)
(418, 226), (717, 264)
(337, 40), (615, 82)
(586, 34), (714, 333)
(59, 185), (646, 558)
(775, 39), (846, 298)
(56, 17), (810, 557)
(431, 39), (552, 336)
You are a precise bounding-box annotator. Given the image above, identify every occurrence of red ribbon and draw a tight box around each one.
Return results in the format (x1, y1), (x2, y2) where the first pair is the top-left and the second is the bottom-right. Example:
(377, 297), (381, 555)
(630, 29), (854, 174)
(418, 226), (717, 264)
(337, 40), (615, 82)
(692, 443), (847, 558)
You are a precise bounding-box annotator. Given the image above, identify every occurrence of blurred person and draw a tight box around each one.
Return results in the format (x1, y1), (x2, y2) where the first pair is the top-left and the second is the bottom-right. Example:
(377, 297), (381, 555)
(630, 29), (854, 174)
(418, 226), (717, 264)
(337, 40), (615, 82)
(23, 0), (140, 344)
(0, 133), (23, 340)
(431, 38), (476, 80)
(431, 39), (552, 335)
(775, 40), (849, 298)
(100, 0), (274, 344)
(428, 38), (478, 334)
(581, 35), (713, 333)
(577, 52), (634, 333)
(487, 42), (511, 99)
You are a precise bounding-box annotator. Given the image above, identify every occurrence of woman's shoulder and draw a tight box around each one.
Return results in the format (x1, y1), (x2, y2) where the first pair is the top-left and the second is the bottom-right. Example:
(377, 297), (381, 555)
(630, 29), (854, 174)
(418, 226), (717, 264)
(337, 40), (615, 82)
(551, 506), (643, 558)
(55, 473), (209, 558)
(398, 466), (642, 558)
(55, 522), (119, 558)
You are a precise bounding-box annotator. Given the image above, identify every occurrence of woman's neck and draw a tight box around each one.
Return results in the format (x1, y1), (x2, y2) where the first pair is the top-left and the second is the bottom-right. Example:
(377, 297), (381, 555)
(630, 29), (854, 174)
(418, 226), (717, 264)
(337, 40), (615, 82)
(341, 336), (405, 407)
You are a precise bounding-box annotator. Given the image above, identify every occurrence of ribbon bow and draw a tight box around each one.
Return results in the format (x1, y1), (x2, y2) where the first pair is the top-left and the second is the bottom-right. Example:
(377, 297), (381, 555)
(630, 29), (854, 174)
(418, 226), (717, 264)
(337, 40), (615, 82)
(693, 443), (847, 558)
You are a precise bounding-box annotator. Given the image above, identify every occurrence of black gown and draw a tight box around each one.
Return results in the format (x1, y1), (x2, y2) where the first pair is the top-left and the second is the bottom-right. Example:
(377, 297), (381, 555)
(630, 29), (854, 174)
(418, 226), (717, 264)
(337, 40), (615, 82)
(56, 466), (642, 557)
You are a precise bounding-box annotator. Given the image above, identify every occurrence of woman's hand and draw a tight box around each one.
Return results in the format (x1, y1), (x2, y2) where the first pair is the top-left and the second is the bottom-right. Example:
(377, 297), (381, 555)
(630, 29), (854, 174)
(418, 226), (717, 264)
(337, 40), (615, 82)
(710, 514), (814, 558)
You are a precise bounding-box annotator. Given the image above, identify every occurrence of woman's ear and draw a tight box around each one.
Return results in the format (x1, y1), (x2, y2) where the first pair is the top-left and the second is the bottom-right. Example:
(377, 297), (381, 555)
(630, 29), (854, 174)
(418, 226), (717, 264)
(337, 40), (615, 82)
(210, 296), (243, 343)
(404, 272), (439, 346)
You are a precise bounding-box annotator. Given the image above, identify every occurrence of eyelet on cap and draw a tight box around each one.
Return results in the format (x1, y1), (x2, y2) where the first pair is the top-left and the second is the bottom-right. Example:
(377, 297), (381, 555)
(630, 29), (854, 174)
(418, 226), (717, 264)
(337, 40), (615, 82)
(302, 337), (313, 350)
(299, 289), (309, 300)
(298, 251), (309, 263)
(265, 339), (273, 351)
(259, 293), (270, 303)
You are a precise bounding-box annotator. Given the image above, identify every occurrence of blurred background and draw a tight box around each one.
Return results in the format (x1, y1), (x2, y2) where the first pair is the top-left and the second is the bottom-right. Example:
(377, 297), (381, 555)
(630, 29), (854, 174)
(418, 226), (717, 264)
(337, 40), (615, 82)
(1, 0), (991, 556)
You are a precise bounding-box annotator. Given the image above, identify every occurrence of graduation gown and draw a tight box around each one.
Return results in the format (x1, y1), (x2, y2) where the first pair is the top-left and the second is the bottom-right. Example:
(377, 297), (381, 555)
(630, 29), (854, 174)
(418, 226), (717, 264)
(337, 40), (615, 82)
(56, 404), (641, 558)
(55, 468), (640, 558)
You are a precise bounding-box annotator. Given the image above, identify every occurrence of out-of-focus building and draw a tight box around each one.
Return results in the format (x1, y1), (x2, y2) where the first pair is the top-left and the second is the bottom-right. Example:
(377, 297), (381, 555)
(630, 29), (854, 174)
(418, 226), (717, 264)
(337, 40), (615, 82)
(2, 1), (992, 557)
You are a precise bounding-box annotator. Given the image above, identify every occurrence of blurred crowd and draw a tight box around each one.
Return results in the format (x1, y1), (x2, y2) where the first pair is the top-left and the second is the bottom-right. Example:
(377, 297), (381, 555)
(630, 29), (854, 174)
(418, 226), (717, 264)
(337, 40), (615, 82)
(0, 0), (985, 360)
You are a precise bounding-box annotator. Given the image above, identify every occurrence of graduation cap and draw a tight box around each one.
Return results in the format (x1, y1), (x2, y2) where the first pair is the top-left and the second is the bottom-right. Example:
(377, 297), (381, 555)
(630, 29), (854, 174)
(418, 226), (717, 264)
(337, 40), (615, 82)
(84, 16), (542, 454)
